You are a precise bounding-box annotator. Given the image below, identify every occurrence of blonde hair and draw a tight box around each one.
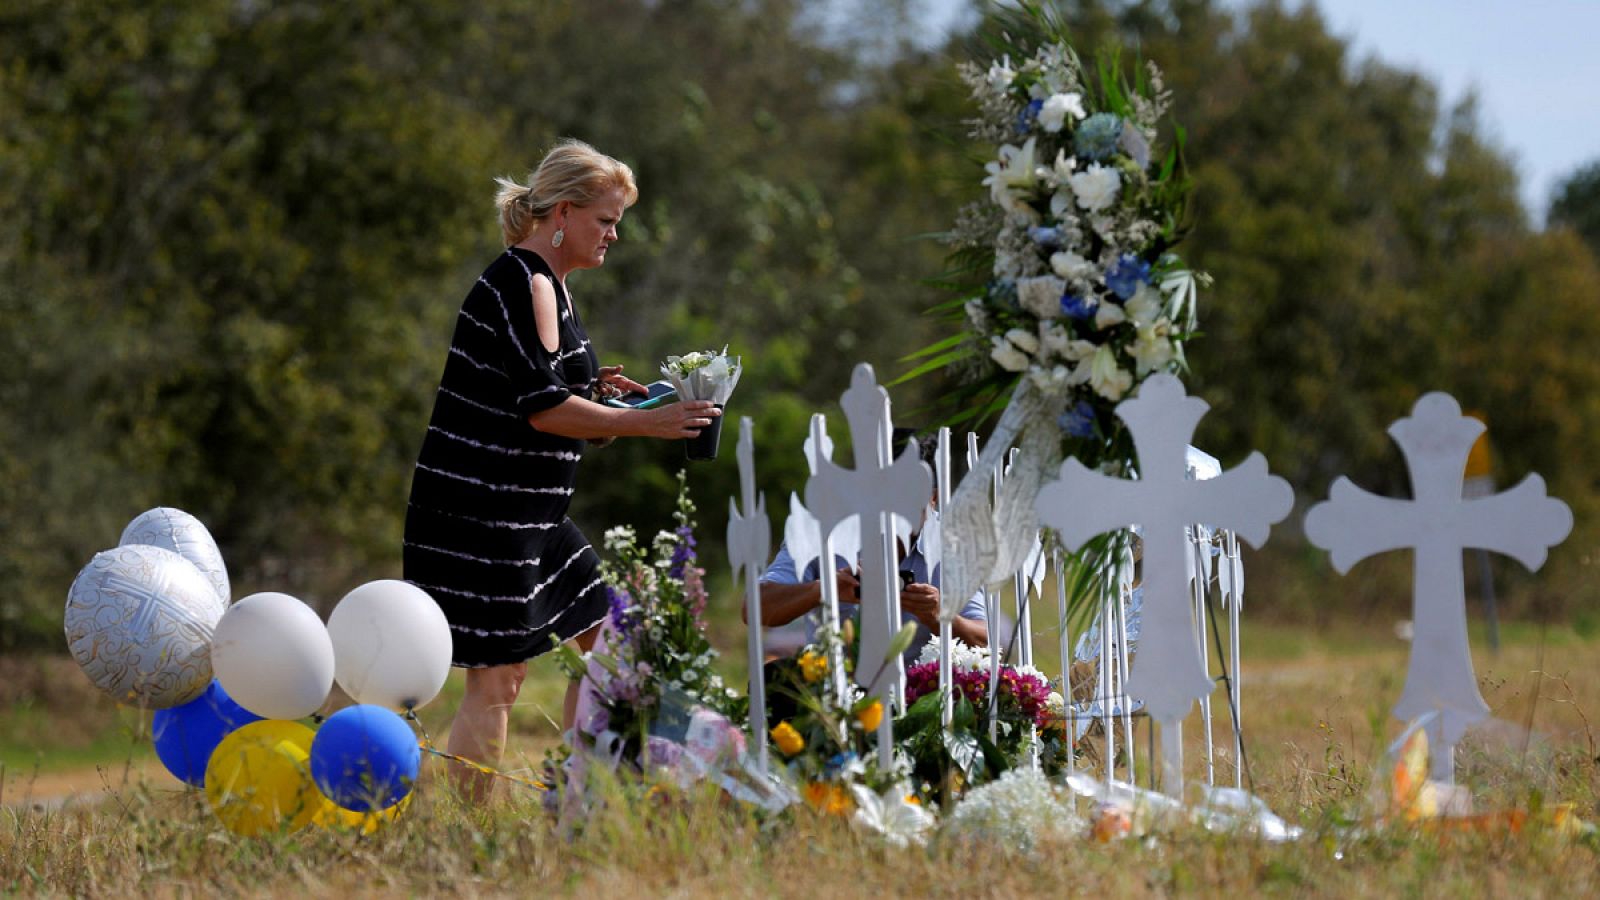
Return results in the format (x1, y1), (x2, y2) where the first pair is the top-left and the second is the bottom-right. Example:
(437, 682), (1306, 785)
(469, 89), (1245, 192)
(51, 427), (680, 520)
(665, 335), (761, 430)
(495, 139), (639, 245)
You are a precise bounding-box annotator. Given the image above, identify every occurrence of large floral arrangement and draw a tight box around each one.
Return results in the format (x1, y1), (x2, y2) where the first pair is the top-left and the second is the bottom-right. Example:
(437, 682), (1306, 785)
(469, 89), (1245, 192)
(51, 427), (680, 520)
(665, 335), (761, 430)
(935, 35), (1207, 446)
(914, 17), (1212, 650)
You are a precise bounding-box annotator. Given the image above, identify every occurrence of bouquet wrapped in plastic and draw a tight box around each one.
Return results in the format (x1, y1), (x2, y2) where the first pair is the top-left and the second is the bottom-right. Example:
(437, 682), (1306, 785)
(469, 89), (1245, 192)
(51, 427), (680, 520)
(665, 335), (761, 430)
(662, 347), (742, 460)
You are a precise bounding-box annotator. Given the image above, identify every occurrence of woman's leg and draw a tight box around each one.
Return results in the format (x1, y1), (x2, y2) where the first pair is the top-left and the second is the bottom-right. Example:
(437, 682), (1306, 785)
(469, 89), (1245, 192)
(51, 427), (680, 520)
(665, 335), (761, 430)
(447, 662), (527, 803)
(561, 623), (604, 734)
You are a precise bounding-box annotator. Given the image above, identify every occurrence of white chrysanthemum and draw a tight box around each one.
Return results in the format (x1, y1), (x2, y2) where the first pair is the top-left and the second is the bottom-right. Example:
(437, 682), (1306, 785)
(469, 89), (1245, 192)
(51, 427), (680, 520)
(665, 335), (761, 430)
(1050, 250), (1093, 281)
(1016, 276), (1065, 320)
(1004, 327), (1040, 355)
(943, 767), (1084, 852)
(1068, 163), (1121, 213)
(1089, 346), (1133, 401)
(1038, 92), (1087, 132)
(990, 336), (1031, 373)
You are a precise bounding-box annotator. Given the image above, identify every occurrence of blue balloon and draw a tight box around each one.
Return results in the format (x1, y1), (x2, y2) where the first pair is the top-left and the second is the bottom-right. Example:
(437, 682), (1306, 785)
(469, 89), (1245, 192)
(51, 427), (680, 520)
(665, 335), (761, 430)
(151, 679), (262, 787)
(310, 705), (420, 812)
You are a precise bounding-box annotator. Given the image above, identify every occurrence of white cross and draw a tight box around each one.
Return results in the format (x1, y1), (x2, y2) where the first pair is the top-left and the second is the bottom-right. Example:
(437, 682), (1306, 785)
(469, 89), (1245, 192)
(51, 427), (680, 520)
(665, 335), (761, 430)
(804, 364), (930, 767)
(1304, 392), (1571, 782)
(1036, 374), (1293, 795)
(727, 417), (771, 773)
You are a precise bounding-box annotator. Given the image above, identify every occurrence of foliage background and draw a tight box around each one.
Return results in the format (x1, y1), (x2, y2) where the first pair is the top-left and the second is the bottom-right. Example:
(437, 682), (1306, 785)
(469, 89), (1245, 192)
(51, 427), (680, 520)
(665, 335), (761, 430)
(4, 0), (1599, 649)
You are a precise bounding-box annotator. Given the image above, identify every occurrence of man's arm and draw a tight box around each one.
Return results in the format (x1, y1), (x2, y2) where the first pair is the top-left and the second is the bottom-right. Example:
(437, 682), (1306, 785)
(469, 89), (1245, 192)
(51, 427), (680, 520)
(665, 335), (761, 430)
(745, 569), (860, 627)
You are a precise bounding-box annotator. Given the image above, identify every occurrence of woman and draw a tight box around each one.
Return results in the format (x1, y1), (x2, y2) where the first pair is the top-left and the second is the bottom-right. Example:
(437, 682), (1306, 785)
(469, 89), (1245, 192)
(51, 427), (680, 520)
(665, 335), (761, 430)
(403, 139), (719, 801)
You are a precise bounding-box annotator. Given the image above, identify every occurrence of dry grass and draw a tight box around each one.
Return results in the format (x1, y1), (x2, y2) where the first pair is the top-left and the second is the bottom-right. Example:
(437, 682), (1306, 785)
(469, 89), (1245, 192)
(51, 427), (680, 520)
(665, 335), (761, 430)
(5, 623), (1599, 896)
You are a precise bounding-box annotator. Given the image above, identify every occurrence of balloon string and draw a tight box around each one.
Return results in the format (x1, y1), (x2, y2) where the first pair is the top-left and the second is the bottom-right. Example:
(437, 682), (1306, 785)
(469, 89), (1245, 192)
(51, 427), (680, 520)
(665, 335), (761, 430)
(403, 709), (549, 792)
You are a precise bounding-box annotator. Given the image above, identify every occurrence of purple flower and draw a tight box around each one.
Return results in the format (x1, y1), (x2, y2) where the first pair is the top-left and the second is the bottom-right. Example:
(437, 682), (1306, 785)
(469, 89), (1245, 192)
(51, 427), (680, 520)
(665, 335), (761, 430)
(607, 586), (636, 635)
(1105, 255), (1151, 300)
(1058, 400), (1097, 438)
(1060, 292), (1095, 320)
(669, 525), (697, 579)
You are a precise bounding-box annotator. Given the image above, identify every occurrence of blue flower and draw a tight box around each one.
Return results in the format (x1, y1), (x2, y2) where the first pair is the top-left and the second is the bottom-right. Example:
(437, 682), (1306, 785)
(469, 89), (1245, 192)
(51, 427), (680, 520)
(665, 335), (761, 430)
(1027, 225), (1062, 249)
(1074, 112), (1124, 161)
(1015, 98), (1043, 134)
(824, 751), (859, 776)
(1104, 254), (1151, 300)
(1060, 292), (1095, 320)
(1058, 401), (1097, 438)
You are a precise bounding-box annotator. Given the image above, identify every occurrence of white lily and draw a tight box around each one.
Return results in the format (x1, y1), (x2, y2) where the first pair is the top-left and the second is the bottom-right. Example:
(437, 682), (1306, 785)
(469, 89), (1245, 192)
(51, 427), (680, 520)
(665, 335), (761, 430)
(982, 138), (1038, 213)
(850, 783), (934, 848)
(1127, 320), (1175, 376)
(1089, 346), (1133, 401)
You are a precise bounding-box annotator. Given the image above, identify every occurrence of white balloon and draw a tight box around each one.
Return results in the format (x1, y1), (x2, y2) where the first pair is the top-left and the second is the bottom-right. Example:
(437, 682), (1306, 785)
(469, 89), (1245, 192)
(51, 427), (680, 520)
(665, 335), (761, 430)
(211, 592), (335, 720)
(120, 507), (230, 612)
(328, 580), (452, 710)
(64, 545), (221, 708)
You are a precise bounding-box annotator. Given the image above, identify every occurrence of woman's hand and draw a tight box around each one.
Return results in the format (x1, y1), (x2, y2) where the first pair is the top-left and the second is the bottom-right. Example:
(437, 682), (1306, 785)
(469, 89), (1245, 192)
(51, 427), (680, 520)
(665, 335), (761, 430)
(635, 400), (721, 439)
(595, 365), (648, 401)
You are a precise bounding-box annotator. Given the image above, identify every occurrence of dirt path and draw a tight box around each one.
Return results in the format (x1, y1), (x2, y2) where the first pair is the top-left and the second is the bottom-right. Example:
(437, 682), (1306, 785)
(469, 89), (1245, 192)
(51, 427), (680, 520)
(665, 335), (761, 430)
(2, 757), (180, 811)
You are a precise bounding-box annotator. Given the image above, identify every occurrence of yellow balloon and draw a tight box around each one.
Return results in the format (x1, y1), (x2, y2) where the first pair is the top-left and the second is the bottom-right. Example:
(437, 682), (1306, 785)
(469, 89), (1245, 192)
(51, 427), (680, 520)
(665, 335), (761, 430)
(205, 719), (321, 837)
(312, 790), (412, 835)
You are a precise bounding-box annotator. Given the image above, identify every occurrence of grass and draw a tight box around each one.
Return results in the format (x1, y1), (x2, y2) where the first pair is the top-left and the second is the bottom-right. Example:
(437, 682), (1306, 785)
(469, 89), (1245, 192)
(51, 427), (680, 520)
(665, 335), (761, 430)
(4, 613), (1599, 895)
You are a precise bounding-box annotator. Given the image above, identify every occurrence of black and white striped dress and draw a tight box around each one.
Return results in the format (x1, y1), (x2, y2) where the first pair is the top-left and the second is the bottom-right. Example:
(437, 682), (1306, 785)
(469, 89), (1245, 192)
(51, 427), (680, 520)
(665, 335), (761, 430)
(403, 246), (607, 668)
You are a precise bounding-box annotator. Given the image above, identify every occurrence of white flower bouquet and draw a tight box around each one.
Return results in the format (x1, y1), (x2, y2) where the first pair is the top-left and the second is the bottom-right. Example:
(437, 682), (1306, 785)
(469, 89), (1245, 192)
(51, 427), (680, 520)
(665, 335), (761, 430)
(662, 346), (741, 460)
(911, 18), (1209, 456)
(661, 346), (742, 405)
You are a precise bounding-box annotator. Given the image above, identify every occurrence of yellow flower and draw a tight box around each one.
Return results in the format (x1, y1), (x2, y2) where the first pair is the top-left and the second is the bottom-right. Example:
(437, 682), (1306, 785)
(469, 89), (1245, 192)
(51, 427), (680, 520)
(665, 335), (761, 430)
(803, 782), (854, 816)
(770, 721), (805, 756)
(798, 651), (827, 683)
(855, 700), (883, 733)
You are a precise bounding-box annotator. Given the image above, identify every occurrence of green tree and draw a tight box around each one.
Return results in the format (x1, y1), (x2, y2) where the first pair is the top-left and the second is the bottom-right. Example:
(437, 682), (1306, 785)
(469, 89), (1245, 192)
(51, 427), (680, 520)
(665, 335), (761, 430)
(1550, 159), (1600, 260)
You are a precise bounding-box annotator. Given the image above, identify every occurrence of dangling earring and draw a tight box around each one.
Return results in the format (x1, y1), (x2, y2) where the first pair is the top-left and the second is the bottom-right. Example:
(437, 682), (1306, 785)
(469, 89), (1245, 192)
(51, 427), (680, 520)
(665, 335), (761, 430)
(551, 227), (564, 248)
